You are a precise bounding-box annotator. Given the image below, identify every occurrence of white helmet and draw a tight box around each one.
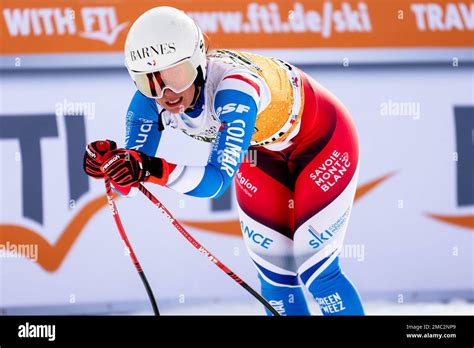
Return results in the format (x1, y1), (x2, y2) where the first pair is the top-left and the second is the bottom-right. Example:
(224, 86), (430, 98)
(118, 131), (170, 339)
(124, 6), (206, 98)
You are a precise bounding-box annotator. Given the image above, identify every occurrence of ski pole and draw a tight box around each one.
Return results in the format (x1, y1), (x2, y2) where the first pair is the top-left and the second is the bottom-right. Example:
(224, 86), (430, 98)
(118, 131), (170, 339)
(137, 183), (280, 316)
(104, 178), (160, 316)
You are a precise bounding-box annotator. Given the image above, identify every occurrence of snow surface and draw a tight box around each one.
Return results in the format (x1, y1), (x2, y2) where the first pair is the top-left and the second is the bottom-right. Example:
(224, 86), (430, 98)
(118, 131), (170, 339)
(129, 299), (474, 316)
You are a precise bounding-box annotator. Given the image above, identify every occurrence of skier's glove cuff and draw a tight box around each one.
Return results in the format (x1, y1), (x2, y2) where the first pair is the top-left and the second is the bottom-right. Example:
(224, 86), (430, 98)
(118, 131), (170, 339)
(100, 148), (169, 187)
(142, 153), (170, 186)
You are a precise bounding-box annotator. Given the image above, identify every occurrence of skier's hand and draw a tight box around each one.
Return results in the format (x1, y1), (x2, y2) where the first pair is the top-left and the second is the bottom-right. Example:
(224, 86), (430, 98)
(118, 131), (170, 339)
(83, 140), (117, 178)
(100, 149), (145, 187)
(101, 149), (169, 187)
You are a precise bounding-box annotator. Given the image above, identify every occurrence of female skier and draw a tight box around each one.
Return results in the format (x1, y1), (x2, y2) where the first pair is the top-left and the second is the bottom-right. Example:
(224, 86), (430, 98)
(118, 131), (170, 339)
(83, 6), (364, 316)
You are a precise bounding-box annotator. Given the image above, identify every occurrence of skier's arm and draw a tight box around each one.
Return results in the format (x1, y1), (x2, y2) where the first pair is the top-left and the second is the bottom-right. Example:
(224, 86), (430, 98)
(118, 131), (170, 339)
(166, 74), (260, 198)
(113, 91), (163, 196)
(124, 90), (163, 154)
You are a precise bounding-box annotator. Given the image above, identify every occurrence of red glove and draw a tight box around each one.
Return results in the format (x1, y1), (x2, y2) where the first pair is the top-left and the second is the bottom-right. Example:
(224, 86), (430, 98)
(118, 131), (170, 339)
(83, 140), (117, 178)
(100, 149), (170, 187)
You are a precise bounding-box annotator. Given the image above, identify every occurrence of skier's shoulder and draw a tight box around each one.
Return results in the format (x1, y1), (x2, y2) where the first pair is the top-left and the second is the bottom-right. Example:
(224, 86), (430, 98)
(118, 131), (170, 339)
(207, 50), (263, 94)
(127, 90), (160, 124)
(206, 50), (271, 116)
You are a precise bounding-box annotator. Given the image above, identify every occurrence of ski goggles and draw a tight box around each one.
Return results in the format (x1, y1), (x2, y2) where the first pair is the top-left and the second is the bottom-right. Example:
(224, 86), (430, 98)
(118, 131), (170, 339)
(130, 59), (197, 99)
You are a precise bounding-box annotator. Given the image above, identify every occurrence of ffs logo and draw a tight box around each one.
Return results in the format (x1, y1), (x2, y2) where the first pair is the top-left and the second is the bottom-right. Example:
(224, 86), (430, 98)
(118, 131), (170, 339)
(308, 225), (334, 249)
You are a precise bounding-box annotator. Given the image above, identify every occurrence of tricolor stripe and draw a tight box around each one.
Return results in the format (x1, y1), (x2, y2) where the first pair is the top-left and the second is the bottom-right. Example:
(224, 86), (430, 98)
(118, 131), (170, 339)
(308, 225), (320, 238)
(223, 74), (260, 96)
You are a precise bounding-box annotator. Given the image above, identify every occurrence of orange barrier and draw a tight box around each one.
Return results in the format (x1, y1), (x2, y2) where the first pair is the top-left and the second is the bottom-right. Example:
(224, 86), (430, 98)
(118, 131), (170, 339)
(1, 0), (473, 55)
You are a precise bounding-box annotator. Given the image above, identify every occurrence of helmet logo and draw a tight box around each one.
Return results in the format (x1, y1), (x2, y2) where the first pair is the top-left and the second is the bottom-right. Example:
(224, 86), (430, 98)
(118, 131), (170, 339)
(130, 42), (176, 61)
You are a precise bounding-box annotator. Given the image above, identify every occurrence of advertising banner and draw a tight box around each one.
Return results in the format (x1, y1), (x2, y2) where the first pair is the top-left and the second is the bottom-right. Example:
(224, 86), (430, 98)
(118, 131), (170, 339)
(1, 0), (473, 67)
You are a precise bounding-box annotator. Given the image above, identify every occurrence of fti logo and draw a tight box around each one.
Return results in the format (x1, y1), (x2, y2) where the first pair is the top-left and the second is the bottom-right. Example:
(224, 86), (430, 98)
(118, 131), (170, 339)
(3, 6), (129, 45)
(0, 114), (112, 272)
(426, 106), (473, 230)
